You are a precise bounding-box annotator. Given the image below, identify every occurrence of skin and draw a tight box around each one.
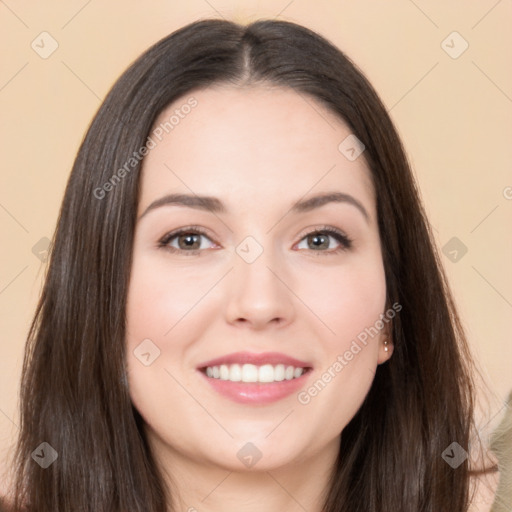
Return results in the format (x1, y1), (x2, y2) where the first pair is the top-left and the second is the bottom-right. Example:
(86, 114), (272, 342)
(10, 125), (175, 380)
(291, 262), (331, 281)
(125, 84), (393, 511)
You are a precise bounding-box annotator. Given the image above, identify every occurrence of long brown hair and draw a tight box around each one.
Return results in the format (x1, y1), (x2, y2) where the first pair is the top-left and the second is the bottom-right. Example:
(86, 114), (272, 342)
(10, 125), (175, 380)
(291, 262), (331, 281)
(10, 18), (496, 511)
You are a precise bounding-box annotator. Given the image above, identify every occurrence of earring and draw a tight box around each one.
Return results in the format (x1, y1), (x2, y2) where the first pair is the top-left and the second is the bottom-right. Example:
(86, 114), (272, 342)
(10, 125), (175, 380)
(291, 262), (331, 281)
(384, 339), (389, 352)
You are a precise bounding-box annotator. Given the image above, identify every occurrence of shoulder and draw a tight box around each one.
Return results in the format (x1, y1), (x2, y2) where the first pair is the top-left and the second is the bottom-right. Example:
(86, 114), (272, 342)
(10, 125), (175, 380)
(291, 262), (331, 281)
(467, 453), (500, 512)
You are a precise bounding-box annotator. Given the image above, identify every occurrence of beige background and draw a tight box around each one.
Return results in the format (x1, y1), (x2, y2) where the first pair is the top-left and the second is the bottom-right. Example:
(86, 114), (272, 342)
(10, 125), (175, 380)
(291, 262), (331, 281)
(1, 0), (511, 491)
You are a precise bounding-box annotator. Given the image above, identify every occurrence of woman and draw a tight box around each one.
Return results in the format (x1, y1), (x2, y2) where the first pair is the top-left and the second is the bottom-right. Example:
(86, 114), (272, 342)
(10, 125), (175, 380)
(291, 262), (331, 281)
(6, 18), (499, 511)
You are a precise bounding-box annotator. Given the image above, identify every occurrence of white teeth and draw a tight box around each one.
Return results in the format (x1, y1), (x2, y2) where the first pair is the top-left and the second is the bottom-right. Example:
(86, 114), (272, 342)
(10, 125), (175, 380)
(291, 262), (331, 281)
(242, 364), (258, 382)
(229, 363), (242, 382)
(258, 364), (274, 383)
(219, 364), (229, 380)
(203, 363), (307, 383)
(274, 364), (285, 381)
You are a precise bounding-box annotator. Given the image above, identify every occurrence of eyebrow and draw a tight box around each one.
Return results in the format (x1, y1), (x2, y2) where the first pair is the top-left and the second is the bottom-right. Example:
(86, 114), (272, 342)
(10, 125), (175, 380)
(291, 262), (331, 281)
(138, 191), (369, 222)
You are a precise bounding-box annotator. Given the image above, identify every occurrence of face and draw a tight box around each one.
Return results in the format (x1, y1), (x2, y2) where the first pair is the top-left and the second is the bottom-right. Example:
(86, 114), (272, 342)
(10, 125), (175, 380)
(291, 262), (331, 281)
(125, 84), (392, 474)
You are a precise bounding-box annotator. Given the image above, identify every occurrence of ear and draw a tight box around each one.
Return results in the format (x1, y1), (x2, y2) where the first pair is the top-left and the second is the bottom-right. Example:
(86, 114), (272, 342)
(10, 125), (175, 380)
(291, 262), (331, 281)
(377, 321), (394, 365)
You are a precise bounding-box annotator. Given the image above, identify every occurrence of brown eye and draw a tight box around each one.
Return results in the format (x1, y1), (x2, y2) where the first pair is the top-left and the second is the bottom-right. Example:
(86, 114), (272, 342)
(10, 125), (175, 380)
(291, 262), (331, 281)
(306, 233), (330, 250)
(175, 232), (202, 250)
(296, 228), (353, 254)
(158, 227), (215, 254)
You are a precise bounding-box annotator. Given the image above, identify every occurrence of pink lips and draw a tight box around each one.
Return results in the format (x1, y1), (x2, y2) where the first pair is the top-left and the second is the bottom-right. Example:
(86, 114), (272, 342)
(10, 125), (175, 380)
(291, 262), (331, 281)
(197, 351), (312, 369)
(197, 351), (313, 405)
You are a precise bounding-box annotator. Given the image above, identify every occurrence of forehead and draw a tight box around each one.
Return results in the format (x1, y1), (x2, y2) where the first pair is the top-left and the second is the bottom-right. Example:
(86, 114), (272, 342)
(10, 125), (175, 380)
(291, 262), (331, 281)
(138, 84), (375, 216)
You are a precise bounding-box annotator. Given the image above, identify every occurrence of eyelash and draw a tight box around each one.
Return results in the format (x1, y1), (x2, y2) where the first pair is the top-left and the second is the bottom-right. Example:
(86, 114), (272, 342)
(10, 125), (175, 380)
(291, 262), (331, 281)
(157, 225), (353, 256)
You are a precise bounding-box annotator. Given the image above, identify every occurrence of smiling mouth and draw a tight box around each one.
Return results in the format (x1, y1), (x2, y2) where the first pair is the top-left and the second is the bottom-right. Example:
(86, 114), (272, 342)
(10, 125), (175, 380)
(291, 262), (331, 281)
(199, 363), (313, 384)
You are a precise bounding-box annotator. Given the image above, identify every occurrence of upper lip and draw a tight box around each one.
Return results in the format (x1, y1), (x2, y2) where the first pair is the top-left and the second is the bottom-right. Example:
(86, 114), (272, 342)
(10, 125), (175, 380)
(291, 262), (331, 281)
(197, 351), (313, 369)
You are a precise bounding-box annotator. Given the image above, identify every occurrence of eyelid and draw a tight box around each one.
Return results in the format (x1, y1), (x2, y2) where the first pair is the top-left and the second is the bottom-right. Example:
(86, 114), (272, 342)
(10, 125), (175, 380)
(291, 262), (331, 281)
(157, 225), (216, 250)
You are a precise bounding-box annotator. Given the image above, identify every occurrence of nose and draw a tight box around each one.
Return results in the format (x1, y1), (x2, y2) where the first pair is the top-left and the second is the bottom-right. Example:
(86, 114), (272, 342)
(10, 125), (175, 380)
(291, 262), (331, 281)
(224, 243), (296, 330)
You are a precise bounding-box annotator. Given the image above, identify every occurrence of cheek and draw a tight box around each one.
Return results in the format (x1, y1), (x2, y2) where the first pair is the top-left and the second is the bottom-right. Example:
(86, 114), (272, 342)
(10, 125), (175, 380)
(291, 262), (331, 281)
(124, 255), (190, 389)
(302, 254), (387, 345)
(125, 254), (214, 348)
(124, 258), (210, 442)
(293, 252), (387, 415)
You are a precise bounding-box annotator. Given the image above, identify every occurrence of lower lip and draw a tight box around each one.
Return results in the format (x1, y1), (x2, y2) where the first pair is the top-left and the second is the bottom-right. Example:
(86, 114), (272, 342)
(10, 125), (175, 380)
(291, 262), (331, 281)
(198, 370), (311, 404)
